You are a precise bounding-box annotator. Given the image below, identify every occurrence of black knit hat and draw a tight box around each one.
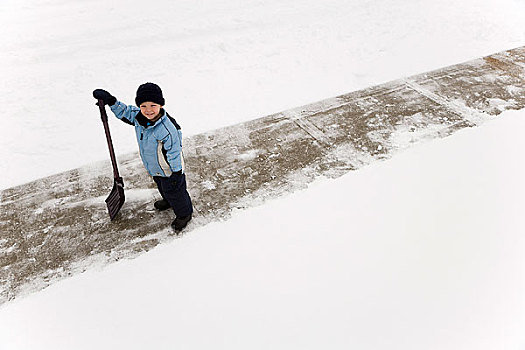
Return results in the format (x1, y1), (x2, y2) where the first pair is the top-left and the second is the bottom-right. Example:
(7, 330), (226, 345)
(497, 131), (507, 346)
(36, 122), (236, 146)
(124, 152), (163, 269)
(135, 82), (165, 106)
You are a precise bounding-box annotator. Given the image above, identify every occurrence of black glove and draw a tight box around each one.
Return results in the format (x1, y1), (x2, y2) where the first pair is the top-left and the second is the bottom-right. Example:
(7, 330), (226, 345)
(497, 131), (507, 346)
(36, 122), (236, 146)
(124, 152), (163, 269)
(93, 89), (117, 106)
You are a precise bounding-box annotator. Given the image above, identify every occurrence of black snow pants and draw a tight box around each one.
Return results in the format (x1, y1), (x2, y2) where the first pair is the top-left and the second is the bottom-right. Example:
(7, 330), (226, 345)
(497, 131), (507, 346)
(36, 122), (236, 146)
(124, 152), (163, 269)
(153, 171), (193, 218)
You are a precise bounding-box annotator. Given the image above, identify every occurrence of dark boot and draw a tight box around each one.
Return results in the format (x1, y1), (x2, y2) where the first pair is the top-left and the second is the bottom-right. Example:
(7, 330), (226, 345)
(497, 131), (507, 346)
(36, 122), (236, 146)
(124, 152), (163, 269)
(154, 199), (171, 211)
(171, 215), (192, 232)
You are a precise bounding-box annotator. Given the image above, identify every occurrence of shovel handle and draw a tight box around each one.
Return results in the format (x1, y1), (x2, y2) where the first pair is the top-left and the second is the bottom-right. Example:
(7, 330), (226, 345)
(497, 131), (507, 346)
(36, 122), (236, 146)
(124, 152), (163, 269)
(98, 100), (121, 180)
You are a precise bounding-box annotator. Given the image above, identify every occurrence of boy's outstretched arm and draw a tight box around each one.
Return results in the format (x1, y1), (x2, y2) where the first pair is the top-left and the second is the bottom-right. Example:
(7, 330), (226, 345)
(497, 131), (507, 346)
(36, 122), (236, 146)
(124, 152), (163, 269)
(93, 88), (139, 125)
(110, 101), (140, 125)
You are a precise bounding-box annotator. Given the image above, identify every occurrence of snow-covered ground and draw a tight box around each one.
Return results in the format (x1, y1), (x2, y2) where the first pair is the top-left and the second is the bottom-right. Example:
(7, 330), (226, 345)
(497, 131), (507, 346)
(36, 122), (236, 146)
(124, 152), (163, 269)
(1, 0), (525, 189)
(2, 0), (525, 349)
(1, 109), (524, 349)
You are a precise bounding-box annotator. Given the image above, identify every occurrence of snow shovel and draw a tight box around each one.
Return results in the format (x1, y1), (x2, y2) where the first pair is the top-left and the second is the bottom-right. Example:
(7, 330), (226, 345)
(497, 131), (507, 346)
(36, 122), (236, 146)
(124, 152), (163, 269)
(97, 99), (125, 220)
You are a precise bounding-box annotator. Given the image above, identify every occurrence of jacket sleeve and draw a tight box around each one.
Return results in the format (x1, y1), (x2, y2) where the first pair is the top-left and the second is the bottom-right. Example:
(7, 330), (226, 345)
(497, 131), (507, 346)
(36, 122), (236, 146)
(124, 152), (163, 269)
(164, 129), (184, 172)
(109, 101), (140, 125)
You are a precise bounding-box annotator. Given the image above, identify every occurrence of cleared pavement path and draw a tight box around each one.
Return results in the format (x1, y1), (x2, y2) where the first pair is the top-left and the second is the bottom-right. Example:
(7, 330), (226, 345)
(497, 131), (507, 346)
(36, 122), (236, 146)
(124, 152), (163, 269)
(1, 46), (524, 305)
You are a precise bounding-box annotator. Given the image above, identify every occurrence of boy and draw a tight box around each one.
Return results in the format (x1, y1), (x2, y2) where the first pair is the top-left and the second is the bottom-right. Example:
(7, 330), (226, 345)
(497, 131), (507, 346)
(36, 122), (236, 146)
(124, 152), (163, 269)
(93, 83), (193, 232)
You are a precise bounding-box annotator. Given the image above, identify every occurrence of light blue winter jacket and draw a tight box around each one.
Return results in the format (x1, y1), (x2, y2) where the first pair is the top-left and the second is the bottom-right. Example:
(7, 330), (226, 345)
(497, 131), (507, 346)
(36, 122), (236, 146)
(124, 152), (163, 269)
(110, 101), (184, 177)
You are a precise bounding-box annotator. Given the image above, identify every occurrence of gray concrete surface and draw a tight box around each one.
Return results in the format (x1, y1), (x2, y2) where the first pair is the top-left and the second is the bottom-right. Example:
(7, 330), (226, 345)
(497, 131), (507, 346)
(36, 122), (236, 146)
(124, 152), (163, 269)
(1, 46), (524, 306)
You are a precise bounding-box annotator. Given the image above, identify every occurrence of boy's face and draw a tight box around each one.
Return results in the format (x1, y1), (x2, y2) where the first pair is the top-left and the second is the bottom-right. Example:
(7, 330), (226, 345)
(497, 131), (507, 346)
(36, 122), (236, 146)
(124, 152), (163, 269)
(140, 102), (162, 120)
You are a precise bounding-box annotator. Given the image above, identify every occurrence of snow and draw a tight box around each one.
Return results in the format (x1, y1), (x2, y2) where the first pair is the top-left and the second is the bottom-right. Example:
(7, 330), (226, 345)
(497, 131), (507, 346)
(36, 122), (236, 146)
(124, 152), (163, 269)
(2, 0), (525, 348)
(1, 0), (525, 189)
(1, 109), (524, 349)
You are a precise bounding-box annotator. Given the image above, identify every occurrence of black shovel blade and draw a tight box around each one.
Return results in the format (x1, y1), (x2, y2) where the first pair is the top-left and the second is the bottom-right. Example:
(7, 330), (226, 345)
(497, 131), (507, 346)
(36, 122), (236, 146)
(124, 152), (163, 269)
(105, 177), (125, 220)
